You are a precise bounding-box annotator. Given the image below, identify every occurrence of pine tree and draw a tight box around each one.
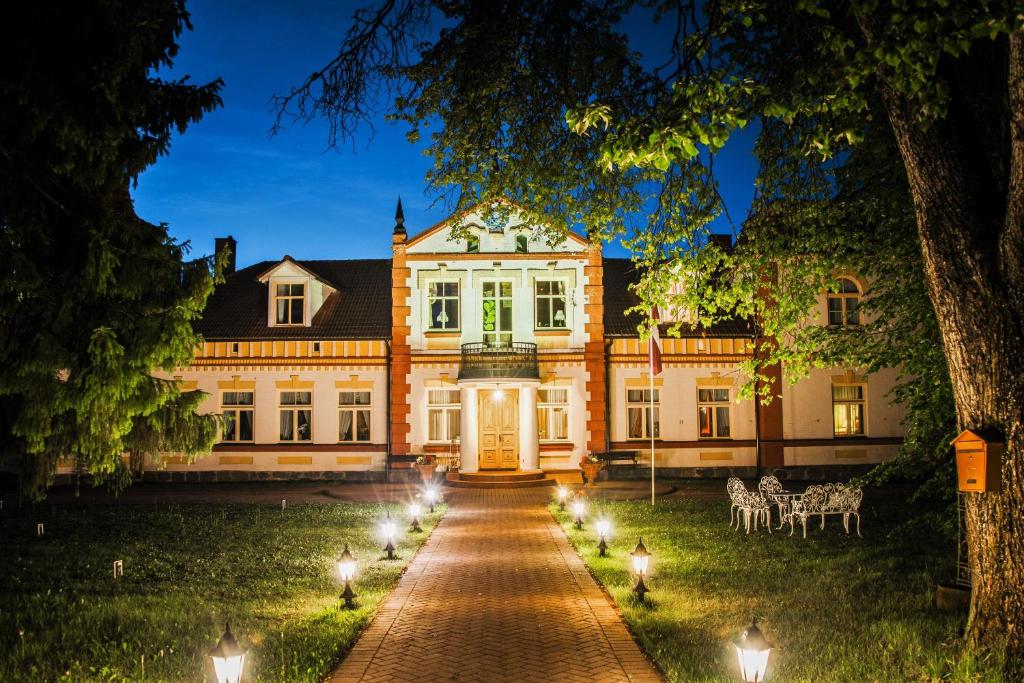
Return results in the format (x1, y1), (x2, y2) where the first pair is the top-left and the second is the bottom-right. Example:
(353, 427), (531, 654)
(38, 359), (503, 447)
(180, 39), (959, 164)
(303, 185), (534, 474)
(0, 0), (224, 496)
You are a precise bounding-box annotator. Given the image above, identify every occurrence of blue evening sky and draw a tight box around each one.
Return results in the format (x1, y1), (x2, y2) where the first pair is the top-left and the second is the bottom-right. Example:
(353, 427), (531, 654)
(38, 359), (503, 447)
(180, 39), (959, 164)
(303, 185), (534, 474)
(132, 0), (759, 268)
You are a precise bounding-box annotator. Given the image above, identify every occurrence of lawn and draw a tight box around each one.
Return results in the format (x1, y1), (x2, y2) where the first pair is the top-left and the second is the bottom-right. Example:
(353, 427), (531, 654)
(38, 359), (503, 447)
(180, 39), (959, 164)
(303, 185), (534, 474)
(0, 496), (444, 682)
(552, 487), (999, 683)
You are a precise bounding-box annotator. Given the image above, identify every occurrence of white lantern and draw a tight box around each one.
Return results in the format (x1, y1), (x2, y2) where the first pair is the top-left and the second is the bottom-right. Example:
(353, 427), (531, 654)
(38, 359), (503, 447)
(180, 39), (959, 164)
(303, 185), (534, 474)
(557, 486), (568, 510)
(596, 518), (611, 539)
(734, 619), (773, 683)
(630, 537), (651, 601)
(208, 623), (246, 683)
(337, 544), (356, 583)
(382, 512), (398, 560)
(572, 499), (586, 529)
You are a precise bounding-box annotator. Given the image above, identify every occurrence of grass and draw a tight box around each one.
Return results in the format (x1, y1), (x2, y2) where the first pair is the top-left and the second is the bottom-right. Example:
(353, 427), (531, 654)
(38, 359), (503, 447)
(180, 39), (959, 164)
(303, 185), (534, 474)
(0, 496), (445, 682)
(552, 488), (1001, 683)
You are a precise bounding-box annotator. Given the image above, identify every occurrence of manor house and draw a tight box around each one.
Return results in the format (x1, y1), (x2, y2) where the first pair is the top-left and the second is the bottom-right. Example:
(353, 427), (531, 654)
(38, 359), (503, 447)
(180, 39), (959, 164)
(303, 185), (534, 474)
(142, 200), (904, 481)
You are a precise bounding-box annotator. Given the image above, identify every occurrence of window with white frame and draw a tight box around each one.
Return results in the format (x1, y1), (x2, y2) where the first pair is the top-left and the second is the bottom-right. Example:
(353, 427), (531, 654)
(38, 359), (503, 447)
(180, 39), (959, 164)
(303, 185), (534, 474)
(535, 280), (567, 329)
(274, 282), (305, 325)
(626, 388), (660, 439)
(482, 281), (513, 345)
(338, 391), (371, 442)
(697, 388), (731, 438)
(537, 388), (569, 441)
(221, 391), (254, 442)
(427, 281), (460, 330)
(832, 384), (866, 436)
(827, 278), (861, 326)
(279, 391), (312, 441)
(427, 389), (461, 442)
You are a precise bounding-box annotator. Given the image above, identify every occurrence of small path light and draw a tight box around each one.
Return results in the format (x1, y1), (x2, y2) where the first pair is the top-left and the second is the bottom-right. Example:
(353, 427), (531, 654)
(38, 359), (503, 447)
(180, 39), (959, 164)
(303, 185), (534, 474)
(382, 512), (398, 560)
(337, 544), (357, 609)
(208, 622), (247, 683)
(630, 537), (651, 602)
(113, 560), (124, 579)
(557, 486), (568, 511)
(408, 502), (423, 533)
(36, 522), (44, 537)
(424, 486), (439, 513)
(596, 518), (611, 557)
(572, 499), (586, 530)
(734, 618), (773, 682)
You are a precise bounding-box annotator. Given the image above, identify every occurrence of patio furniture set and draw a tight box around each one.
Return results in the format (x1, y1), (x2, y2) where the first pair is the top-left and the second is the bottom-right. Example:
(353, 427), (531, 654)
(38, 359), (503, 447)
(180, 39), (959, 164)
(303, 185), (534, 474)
(727, 475), (864, 538)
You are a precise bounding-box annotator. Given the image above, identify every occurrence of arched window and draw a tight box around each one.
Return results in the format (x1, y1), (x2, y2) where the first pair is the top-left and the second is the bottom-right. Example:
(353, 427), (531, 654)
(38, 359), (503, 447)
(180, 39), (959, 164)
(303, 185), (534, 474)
(515, 234), (529, 253)
(827, 278), (861, 326)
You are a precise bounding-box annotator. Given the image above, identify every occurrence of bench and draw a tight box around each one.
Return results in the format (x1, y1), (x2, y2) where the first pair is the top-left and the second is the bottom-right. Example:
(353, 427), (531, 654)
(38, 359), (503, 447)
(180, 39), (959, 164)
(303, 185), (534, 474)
(786, 483), (863, 538)
(598, 451), (639, 467)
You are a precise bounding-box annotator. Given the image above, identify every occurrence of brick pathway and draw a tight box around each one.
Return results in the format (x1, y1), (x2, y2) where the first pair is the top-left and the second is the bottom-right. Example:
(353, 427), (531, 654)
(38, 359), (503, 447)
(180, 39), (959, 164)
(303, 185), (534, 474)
(328, 488), (663, 683)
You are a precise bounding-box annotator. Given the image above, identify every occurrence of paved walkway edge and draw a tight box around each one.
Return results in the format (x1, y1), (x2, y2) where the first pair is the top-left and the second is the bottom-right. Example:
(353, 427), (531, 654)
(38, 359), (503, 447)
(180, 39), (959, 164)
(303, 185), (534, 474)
(544, 517), (665, 683)
(327, 513), (449, 682)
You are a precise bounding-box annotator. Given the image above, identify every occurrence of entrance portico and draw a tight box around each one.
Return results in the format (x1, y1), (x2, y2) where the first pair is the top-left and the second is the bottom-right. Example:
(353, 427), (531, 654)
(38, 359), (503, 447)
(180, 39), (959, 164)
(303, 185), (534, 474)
(458, 381), (539, 473)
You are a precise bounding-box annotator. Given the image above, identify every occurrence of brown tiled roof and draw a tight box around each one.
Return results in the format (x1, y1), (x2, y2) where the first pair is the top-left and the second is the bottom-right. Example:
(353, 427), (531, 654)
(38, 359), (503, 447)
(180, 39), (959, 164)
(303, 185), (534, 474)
(195, 256), (749, 341)
(195, 259), (392, 340)
(602, 258), (754, 338)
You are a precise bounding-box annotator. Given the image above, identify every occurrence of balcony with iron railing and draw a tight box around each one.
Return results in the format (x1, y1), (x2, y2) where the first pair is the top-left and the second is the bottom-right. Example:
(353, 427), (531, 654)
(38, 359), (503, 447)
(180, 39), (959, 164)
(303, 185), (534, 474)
(458, 342), (539, 380)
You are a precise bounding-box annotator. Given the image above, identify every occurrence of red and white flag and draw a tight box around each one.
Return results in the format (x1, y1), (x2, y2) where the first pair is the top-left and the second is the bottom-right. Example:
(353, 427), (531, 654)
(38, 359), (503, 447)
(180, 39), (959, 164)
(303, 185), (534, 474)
(649, 306), (663, 376)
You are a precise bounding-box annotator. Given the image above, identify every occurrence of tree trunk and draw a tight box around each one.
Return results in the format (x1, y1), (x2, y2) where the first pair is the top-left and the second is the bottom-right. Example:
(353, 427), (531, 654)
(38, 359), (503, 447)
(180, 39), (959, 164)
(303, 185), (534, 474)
(880, 34), (1024, 672)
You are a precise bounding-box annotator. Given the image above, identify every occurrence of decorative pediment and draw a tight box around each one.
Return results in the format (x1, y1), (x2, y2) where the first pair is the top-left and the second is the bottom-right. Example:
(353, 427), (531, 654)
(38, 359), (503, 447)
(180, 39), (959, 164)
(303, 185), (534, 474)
(405, 199), (589, 255)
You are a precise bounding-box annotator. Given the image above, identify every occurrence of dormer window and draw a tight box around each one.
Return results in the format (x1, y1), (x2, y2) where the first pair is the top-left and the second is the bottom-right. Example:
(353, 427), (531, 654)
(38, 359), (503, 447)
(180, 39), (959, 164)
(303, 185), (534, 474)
(275, 283), (305, 325)
(827, 278), (861, 326)
(466, 235), (479, 253)
(516, 235), (529, 253)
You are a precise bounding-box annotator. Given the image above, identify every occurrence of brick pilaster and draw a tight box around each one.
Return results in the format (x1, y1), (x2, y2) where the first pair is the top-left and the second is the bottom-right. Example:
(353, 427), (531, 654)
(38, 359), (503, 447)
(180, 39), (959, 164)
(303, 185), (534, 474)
(583, 244), (607, 457)
(390, 238), (412, 458)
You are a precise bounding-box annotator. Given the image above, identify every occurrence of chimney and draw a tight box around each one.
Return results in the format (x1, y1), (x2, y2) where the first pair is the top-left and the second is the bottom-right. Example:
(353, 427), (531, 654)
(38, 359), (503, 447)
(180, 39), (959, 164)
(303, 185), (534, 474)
(392, 197), (407, 243)
(215, 235), (237, 275)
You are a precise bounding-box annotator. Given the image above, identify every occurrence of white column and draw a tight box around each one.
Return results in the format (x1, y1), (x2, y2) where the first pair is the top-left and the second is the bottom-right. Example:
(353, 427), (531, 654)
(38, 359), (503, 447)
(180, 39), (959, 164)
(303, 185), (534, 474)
(459, 385), (479, 472)
(519, 384), (539, 471)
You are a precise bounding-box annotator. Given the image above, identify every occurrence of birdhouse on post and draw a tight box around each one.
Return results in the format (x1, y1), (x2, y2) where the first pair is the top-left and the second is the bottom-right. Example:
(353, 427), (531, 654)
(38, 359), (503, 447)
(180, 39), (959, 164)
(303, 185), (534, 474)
(952, 428), (1003, 493)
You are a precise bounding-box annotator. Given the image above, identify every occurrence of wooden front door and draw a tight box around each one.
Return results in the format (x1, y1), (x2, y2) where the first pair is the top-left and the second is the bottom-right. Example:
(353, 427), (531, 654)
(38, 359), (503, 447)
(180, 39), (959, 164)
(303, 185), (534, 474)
(478, 389), (518, 469)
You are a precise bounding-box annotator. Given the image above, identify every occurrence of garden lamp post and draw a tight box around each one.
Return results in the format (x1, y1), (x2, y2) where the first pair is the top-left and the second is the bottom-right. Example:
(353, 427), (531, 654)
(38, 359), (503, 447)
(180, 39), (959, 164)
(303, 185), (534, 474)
(408, 502), (423, 533)
(208, 622), (246, 683)
(596, 518), (611, 557)
(382, 512), (397, 560)
(424, 486), (439, 513)
(557, 485), (568, 511)
(337, 543), (357, 609)
(630, 537), (651, 602)
(572, 499), (586, 530)
(734, 618), (773, 683)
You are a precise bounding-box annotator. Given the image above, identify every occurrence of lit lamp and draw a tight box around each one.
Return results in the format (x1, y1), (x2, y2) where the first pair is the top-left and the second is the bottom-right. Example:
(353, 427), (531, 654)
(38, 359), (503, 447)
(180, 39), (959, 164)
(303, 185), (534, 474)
(734, 618), (773, 683)
(630, 537), (651, 602)
(382, 512), (397, 560)
(557, 486), (568, 511)
(208, 622), (246, 683)
(408, 502), (423, 533)
(596, 518), (611, 557)
(424, 486), (439, 513)
(493, 387), (504, 401)
(337, 543), (357, 609)
(572, 499), (586, 530)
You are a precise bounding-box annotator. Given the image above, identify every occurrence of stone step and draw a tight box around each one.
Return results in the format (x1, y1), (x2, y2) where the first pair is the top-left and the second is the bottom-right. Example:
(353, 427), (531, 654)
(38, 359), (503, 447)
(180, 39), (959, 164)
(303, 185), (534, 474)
(444, 470), (557, 489)
(456, 470), (546, 483)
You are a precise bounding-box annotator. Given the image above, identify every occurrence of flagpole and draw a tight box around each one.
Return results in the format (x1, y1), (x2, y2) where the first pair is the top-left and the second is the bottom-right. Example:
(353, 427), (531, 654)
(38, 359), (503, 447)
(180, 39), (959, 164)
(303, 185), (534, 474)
(649, 317), (656, 506)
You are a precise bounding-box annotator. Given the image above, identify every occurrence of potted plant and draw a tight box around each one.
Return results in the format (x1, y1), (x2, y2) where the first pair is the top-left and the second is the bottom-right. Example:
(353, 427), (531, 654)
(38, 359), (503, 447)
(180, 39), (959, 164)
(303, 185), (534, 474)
(415, 455), (436, 483)
(579, 454), (604, 487)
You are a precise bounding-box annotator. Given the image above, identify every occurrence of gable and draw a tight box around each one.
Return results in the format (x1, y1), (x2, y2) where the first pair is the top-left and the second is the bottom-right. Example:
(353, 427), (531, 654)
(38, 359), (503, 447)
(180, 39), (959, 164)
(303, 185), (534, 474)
(406, 200), (589, 255)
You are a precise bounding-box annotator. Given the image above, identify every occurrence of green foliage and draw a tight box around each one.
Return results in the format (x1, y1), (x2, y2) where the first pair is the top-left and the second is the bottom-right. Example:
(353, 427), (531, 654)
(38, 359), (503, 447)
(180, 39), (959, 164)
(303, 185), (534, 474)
(0, 1), (224, 496)
(0, 499), (445, 682)
(553, 494), (998, 681)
